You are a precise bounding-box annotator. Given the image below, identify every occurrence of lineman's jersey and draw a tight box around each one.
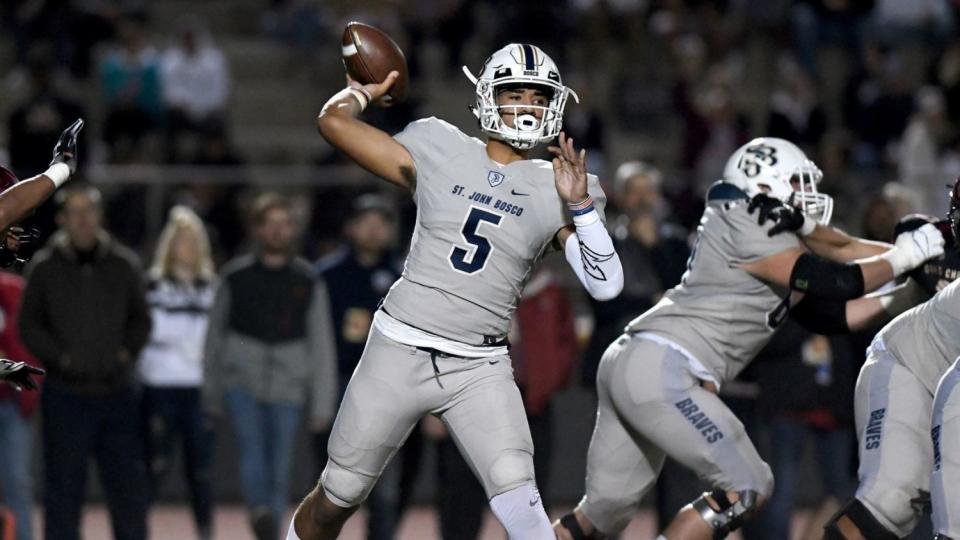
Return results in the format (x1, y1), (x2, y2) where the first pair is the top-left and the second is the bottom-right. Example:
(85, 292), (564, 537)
(381, 117), (606, 352)
(626, 184), (800, 384)
(880, 279), (960, 394)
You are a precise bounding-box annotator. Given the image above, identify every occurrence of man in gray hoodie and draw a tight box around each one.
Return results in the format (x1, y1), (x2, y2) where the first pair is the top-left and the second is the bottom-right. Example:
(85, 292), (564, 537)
(203, 192), (337, 540)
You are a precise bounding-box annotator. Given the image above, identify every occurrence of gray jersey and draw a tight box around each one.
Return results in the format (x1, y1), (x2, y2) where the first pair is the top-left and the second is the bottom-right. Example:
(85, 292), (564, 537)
(385, 117), (606, 346)
(881, 279), (960, 394)
(625, 190), (799, 384)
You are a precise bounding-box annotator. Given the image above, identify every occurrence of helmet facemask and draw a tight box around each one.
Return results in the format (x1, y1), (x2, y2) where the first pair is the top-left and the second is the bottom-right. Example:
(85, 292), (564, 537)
(463, 44), (579, 151)
(948, 176), (960, 245)
(788, 160), (833, 225)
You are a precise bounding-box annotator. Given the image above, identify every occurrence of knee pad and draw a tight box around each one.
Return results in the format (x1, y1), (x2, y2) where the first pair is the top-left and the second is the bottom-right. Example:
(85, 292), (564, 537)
(823, 498), (899, 540)
(487, 449), (535, 496)
(691, 489), (758, 539)
(319, 459), (374, 508)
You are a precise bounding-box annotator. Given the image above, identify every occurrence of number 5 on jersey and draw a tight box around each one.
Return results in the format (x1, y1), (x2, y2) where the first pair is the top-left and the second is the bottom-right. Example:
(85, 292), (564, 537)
(449, 206), (503, 274)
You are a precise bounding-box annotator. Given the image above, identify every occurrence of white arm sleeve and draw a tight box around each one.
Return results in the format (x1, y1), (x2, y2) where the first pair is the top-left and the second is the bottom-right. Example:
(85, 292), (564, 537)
(563, 209), (624, 301)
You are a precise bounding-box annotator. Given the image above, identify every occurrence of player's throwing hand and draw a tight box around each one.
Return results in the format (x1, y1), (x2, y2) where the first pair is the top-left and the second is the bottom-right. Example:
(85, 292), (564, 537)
(548, 132), (589, 204)
(346, 70), (400, 108)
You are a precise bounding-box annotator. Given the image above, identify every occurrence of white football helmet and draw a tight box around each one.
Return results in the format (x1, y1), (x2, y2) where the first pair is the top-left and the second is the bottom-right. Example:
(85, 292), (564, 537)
(463, 44), (579, 150)
(723, 137), (833, 224)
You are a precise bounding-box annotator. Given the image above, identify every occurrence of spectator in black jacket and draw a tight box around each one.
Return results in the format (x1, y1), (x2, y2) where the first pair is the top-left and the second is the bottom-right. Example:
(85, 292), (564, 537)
(19, 184), (152, 540)
(204, 193), (337, 540)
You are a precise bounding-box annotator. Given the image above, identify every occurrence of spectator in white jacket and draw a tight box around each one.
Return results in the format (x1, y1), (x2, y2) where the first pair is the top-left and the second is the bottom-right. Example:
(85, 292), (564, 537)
(160, 17), (230, 162)
(138, 206), (217, 540)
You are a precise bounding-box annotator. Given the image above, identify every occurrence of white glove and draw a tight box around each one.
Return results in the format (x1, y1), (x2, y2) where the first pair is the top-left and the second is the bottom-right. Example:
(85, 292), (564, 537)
(880, 223), (946, 276)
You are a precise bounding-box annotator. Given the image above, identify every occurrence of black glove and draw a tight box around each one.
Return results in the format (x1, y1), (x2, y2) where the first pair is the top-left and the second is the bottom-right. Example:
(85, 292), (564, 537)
(12, 226), (41, 266)
(0, 227), (42, 268)
(0, 359), (44, 391)
(50, 118), (85, 174)
(747, 193), (806, 237)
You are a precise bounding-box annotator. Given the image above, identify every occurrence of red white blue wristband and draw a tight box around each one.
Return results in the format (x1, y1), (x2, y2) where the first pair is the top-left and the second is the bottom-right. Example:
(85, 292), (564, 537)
(568, 196), (595, 216)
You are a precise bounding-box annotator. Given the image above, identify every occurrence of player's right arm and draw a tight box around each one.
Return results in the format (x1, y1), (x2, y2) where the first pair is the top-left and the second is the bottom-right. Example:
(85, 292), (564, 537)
(315, 71), (416, 191)
(0, 119), (83, 232)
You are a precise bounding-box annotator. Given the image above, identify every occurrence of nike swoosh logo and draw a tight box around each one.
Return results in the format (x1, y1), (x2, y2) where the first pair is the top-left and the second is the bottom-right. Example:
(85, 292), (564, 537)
(529, 497), (541, 507)
(511, 189), (530, 196)
(488, 360), (500, 365)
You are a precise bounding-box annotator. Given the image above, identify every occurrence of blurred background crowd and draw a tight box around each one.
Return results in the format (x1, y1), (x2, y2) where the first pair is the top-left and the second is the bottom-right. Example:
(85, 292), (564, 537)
(1, 0), (960, 539)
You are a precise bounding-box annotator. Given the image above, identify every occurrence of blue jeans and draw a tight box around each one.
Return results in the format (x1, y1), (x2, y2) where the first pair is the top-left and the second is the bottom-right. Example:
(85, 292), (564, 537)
(0, 401), (33, 540)
(759, 417), (854, 539)
(223, 387), (302, 523)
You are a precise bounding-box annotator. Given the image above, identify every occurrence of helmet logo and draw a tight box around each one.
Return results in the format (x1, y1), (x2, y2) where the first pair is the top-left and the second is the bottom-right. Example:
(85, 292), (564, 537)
(739, 144), (779, 178)
(493, 66), (512, 79)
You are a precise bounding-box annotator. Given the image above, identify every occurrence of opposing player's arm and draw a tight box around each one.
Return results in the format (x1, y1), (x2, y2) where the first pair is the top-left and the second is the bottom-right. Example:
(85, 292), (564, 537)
(0, 118), (83, 231)
(790, 279), (928, 334)
(0, 177), (57, 232)
(315, 71), (416, 191)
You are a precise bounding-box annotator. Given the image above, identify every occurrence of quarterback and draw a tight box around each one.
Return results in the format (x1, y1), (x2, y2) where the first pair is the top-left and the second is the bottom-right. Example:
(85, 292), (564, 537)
(288, 43), (623, 540)
(554, 138), (944, 540)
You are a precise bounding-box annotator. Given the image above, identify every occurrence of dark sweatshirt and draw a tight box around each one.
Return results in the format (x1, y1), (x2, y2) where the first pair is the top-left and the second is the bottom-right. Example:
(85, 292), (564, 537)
(19, 231), (152, 395)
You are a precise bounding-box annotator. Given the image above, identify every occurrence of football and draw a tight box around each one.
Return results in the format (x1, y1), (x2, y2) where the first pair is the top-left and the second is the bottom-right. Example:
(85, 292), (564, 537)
(341, 22), (408, 103)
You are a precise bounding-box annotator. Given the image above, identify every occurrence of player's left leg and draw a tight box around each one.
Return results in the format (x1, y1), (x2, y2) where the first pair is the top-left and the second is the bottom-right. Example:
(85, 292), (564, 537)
(636, 373), (773, 539)
(437, 353), (554, 539)
(932, 358), (960, 540)
(555, 335), (668, 539)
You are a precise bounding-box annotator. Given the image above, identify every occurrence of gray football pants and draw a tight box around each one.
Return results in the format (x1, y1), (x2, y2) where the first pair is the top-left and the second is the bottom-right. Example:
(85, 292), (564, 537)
(854, 345), (933, 537)
(321, 326), (536, 507)
(578, 334), (773, 535)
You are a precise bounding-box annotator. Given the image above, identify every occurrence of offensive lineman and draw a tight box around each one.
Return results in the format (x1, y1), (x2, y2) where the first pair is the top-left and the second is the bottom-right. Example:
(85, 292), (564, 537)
(288, 44), (624, 540)
(825, 179), (960, 540)
(554, 138), (945, 540)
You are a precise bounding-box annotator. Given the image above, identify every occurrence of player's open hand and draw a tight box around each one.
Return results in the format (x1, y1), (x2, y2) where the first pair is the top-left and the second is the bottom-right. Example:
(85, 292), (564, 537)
(347, 70), (400, 108)
(548, 132), (589, 204)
